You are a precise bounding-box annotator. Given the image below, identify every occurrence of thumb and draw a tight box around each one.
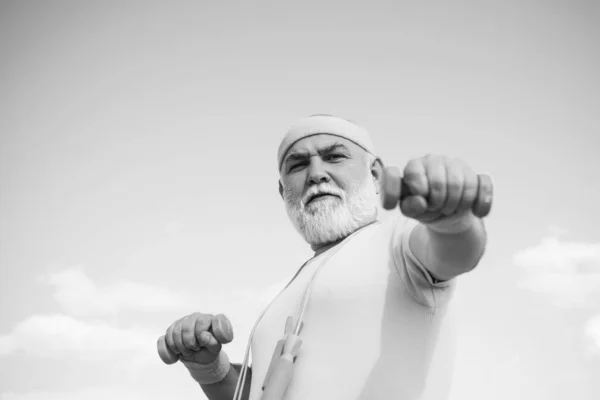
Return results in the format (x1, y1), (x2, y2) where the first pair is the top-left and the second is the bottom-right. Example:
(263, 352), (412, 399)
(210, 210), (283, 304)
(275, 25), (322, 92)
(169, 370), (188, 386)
(197, 330), (222, 355)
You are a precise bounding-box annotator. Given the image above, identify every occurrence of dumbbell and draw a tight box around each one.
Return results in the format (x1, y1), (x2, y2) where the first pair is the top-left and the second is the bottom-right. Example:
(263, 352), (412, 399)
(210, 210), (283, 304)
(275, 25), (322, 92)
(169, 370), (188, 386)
(380, 166), (493, 218)
(157, 314), (234, 365)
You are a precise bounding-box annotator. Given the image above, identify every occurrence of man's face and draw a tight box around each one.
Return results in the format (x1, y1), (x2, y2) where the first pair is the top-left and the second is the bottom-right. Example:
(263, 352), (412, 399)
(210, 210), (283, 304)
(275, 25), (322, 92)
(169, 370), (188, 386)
(279, 134), (380, 248)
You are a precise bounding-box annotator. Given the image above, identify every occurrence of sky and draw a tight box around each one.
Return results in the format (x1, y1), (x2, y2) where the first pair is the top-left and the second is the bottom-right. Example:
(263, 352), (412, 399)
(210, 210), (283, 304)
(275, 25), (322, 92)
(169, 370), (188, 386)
(0, 0), (599, 398)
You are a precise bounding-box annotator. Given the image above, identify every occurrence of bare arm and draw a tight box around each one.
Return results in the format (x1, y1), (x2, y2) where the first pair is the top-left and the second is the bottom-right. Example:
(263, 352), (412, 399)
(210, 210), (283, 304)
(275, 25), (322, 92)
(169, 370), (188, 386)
(409, 212), (487, 281)
(390, 155), (489, 281)
(200, 364), (252, 400)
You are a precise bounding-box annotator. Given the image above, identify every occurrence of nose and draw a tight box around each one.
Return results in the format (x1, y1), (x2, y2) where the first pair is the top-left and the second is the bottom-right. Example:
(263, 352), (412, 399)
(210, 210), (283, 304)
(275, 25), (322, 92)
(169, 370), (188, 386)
(307, 158), (330, 185)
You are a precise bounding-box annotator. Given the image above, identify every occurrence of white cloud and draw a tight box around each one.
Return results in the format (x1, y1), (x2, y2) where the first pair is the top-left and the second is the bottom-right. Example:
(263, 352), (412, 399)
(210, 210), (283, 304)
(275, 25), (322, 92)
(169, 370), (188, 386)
(514, 234), (600, 308)
(0, 313), (155, 361)
(0, 266), (287, 364)
(39, 267), (286, 321)
(514, 231), (600, 355)
(40, 267), (196, 317)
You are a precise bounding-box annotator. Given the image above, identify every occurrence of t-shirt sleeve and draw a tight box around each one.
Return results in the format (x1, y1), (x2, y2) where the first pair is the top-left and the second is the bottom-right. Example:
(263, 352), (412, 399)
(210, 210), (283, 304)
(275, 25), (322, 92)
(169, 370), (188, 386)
(389, 216), (456, 309)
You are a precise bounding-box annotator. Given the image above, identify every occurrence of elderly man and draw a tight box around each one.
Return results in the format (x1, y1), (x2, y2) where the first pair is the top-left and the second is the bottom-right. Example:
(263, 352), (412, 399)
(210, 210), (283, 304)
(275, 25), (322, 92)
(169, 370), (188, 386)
(157, 114), (490, 400)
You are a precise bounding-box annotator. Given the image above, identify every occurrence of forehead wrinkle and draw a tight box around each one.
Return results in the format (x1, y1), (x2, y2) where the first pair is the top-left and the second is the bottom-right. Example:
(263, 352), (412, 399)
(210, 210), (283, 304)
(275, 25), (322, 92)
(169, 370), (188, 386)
(281, 136), (370, 179)
(284, 141), (351, 167)
(287, 139), (349, 158)
(319, 142), (349, 154)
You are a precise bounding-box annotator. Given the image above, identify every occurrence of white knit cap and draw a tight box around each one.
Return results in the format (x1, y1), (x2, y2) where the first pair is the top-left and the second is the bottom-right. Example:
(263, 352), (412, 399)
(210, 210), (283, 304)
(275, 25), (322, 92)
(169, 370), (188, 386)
(277, 114), (377, 171)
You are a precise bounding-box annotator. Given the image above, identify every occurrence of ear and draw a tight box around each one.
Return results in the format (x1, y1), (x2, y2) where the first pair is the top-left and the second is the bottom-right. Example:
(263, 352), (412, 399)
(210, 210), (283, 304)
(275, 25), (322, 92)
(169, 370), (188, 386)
(370, 157), (385, 195)
(278, 180), (284, 199)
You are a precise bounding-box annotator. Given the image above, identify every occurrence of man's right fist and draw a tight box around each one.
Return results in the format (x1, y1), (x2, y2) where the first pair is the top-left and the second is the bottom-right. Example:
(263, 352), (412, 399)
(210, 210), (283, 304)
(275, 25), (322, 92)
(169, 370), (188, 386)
(157, 313), (234, 365)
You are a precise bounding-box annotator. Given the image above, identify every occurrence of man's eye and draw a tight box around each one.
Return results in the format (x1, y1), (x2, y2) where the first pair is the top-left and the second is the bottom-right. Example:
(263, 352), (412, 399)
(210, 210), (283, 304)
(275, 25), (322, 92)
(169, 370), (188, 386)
(325, 154), (345, 161)
(288, 162), (306, 172)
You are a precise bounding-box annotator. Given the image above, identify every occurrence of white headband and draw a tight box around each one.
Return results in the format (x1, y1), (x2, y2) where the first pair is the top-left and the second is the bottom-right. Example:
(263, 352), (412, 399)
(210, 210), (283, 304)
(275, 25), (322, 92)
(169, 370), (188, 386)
(277, 115), (377, 171)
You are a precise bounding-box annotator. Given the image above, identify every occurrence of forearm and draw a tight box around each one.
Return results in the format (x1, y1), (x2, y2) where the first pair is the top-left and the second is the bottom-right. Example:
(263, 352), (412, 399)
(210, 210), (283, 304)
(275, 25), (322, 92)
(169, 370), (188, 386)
(409, 212), (487, 281)
(200, 363), (252, 400)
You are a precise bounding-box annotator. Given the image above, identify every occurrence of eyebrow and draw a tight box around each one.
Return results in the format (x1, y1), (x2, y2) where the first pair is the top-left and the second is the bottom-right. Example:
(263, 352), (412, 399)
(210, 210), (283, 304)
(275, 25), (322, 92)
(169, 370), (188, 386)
(285, 142), (350, 165)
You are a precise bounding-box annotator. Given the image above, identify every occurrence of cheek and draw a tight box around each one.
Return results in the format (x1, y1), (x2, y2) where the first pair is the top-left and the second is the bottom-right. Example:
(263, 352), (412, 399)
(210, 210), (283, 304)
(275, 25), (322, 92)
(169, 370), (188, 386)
(334, 165), (370, 190)
(281, 176), (305, 199)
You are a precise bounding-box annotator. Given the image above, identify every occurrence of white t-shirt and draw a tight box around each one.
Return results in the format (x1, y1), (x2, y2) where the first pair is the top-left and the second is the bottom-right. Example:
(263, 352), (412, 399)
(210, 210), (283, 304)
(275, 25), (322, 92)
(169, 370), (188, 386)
(249, 215), (458, 400)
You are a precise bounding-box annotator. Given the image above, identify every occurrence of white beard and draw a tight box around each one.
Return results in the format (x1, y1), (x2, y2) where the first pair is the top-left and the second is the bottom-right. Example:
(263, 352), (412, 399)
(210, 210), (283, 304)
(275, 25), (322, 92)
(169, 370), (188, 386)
(282, 173), (379, 248)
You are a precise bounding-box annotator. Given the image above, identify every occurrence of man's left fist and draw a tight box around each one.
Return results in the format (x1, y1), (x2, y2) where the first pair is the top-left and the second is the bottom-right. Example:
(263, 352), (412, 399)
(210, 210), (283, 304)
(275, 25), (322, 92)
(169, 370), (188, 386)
(399, 155), (481, 225)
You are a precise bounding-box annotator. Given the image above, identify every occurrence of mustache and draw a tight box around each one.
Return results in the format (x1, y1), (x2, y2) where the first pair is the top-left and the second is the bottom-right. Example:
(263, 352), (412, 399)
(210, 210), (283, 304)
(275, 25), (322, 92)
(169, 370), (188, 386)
(301, 184), (344, 206)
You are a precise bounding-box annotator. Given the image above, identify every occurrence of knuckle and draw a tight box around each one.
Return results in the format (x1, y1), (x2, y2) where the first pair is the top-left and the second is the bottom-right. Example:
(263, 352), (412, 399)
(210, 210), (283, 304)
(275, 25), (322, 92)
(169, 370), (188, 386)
(447, 180), (462, 193)
(172, 322), (183, 335)
(189, 312), (201, 320)
(404, 158), (422, 172)
(183, 315), (195, 327)
(200, 313), (213, 322)
(429, 179), (445, 192)
(406, 157), (420, 167)
(173, 318), (185, 329)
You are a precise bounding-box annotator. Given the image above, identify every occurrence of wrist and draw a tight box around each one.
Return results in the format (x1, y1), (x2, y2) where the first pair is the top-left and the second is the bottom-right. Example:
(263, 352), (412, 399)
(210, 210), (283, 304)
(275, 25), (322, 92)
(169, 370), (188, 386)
(181, 351), (231, 385)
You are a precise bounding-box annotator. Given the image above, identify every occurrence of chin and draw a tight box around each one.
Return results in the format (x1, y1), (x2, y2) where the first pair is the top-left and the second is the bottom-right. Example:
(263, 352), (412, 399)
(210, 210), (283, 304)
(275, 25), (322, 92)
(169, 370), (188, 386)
(288, 201), (378, 248)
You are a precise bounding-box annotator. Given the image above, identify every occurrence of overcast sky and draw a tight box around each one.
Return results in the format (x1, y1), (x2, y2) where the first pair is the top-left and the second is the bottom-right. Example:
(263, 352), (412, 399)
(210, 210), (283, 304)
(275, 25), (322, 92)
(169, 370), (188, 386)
(1, 1), (599, 399)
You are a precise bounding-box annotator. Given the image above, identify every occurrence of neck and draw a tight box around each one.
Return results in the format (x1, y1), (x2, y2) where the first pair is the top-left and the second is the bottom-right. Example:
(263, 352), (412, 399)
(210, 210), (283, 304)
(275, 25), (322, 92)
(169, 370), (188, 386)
(311, 239), (343, 256)
(309, 219), (378, 256)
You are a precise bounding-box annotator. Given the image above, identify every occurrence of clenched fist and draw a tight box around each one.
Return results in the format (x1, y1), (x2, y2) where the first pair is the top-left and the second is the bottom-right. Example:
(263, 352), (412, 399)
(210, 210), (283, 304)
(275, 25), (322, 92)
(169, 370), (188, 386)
(399, 155), (487, 225)
(157, 313), (234, 365)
